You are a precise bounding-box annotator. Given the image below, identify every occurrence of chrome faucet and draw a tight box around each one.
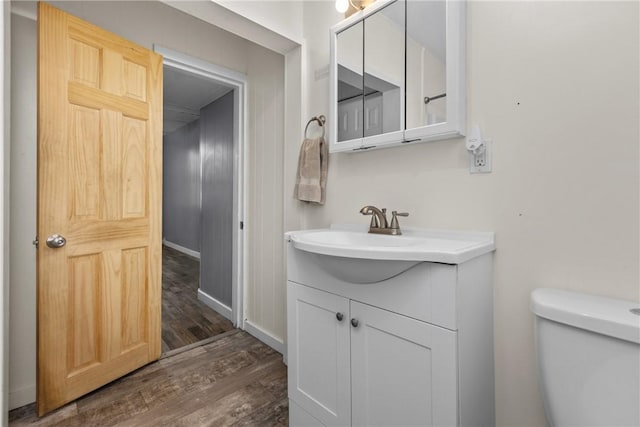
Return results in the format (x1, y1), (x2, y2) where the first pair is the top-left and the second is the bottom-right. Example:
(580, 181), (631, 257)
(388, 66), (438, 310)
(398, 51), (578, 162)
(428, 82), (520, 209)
(359, 206), (409, 235)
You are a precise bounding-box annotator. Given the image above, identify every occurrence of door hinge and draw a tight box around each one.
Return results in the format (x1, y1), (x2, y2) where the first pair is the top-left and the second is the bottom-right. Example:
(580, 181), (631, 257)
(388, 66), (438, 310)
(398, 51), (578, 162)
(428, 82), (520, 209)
(240, 221), (244, 230)
(32, 236), (39, 248)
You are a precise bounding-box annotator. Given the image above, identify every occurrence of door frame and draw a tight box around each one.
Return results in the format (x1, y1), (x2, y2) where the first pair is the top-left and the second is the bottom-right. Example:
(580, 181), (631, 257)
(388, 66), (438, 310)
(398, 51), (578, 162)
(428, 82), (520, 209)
(155, 45), (247, 329)
(1, 0), (10, 420)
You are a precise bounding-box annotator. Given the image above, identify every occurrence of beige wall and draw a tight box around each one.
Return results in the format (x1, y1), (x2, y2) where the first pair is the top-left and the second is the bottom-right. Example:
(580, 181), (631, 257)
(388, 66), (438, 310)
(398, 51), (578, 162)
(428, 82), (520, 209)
(8, 0), (639, 423)
(302, 1), (639, 426)
(2, 1), (11, 420)
(365, 11), (404, 87)
(8, 0), (286, 409)
(8, 12), (36, 411)
(245, 43), (286, 342)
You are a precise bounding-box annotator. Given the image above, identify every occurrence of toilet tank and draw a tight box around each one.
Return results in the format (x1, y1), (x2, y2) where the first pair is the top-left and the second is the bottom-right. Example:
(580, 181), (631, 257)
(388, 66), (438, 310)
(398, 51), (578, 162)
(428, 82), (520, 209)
(531, 289), (640, 427)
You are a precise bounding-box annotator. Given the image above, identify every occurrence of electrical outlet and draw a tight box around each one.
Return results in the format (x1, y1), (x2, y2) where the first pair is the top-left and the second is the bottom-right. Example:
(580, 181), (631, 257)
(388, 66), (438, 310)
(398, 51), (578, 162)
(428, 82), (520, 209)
(470, 139), (492, 173)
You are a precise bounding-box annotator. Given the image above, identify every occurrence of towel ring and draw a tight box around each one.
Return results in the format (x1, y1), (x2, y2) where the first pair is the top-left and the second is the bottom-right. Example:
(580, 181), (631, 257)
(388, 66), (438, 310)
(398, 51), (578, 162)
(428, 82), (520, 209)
(304, 115), (326, 139)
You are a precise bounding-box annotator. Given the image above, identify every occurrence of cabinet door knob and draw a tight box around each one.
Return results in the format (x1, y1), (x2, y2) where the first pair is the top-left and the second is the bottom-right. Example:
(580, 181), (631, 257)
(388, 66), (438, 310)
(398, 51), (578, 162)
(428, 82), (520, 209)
(351, 318), (359, 328)
(336, 312), (344, 322)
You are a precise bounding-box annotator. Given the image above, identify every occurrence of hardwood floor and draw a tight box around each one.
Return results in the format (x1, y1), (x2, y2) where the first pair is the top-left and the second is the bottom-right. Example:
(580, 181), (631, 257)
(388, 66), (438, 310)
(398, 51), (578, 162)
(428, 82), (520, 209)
(8, 246), (256, 425)
(162, 245), (234, 352)
(9, 330), (288, 426)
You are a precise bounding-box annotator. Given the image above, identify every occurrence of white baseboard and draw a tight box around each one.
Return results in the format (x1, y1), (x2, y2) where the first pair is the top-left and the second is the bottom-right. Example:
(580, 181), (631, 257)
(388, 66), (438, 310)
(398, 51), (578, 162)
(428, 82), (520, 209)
(197, 289), (233, 322)
(162, 239), (200, 259)
(244, 320), (285, 356)
(9, 385), (35, 410)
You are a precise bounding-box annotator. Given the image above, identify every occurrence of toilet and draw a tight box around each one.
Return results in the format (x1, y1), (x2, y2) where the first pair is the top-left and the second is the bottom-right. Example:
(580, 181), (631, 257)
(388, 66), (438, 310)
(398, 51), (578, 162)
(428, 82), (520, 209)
(531, 288), (640, 426)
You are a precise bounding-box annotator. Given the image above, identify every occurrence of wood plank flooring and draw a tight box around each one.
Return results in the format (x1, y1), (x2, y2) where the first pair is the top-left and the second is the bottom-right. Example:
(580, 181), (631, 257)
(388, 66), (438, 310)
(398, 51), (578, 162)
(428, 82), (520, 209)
(161, 245), (234, 352)
(9, 330), (288, 426)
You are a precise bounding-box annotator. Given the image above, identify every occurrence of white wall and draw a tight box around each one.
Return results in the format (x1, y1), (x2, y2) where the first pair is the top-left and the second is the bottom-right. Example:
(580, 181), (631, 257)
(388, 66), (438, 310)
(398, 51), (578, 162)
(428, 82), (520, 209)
(216, 0), (303, 45)
(302, 1), (639, 426)
(161, 0), (302, 55)
(9, 0), (286, 409)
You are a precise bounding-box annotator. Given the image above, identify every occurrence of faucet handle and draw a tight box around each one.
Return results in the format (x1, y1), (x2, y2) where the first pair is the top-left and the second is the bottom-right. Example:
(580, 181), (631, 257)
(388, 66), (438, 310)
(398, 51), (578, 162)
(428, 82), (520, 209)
(390, 211), (409, 232)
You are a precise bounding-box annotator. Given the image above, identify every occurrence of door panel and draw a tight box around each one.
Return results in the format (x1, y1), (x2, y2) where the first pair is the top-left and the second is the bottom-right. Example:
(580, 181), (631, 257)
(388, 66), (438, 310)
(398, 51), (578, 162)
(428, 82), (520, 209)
(350, 302), (458, 427)
(37, 2), (163, 415)
(67, 254), (101, 374)
(287, 282), (351, 426)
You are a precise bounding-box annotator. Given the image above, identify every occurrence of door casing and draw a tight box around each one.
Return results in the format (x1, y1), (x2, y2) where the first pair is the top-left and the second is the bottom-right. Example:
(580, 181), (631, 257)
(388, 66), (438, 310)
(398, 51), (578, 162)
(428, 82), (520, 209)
(155, 45), (247, 329)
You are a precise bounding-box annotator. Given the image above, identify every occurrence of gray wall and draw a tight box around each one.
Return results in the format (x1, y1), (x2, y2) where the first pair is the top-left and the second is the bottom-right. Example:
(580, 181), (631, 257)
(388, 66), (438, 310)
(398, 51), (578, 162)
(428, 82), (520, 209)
(162, 119), (201, 252)
(200, 92), (234, 307)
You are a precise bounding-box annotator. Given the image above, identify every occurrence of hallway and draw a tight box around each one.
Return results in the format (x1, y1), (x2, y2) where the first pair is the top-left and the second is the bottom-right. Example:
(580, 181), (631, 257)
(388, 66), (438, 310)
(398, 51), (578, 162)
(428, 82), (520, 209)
(161, 245), (235, 352)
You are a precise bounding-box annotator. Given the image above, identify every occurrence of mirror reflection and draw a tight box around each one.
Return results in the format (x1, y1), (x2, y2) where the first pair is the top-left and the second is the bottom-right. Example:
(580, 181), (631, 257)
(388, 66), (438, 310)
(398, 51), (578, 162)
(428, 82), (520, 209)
(406, 0), (447, 129)
(364, 0), (405, 137)
(337, 22), (364, 142)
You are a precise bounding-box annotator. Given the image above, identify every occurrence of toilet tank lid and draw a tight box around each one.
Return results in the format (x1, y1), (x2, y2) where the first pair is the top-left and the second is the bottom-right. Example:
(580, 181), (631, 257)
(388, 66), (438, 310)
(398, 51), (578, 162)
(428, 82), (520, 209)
(531, 288), (640, 344)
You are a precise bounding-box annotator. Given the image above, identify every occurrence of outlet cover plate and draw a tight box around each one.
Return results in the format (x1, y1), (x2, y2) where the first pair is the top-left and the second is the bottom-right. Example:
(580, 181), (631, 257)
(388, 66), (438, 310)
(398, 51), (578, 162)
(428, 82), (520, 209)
(470, 139), (492, 174)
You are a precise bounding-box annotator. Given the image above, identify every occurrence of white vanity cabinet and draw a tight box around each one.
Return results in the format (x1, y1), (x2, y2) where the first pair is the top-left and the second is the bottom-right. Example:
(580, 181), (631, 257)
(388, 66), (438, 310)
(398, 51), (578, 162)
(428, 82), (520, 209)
(286, 238), (496, 427)
(288, 282), (458, 426)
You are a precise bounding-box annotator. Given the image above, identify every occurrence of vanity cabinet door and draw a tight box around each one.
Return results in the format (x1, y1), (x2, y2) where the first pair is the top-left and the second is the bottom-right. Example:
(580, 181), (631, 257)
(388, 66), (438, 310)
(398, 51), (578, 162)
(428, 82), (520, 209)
(350, 301), (459, 427)
(287, 282), (351, 426)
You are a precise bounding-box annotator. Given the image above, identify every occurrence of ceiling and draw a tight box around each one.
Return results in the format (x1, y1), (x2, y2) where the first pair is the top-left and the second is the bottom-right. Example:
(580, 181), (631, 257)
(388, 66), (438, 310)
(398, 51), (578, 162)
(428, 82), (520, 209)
(163, 66), (233, 134)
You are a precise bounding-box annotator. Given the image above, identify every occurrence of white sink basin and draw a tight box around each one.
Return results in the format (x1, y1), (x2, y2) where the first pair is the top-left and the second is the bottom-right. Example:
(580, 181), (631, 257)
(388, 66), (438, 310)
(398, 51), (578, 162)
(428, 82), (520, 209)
(286, 225), (495, 284)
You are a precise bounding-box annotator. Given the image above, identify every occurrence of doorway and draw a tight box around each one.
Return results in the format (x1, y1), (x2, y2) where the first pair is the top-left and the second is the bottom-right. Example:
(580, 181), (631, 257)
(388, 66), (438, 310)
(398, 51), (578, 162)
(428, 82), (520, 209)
(158, 46), (247, 353)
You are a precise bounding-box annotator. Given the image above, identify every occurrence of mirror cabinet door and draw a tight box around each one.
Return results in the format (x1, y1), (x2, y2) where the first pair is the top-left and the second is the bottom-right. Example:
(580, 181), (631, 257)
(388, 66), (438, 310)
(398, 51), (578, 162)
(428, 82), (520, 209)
(336, 21), (364, 144)
(363, 0), (405, 139)
(330, 0), (464, 152)
(405, 0), (447, 129)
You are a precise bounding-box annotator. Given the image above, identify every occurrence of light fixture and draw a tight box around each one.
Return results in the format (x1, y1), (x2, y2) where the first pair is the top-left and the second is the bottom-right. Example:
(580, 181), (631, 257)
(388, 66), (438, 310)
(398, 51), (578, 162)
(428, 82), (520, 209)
(335, 0), (349, 13)
(335, 0), (364, 14)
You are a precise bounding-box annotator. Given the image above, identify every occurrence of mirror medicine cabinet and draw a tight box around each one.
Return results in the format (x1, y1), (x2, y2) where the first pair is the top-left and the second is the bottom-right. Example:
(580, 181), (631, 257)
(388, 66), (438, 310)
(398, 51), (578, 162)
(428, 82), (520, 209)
(329, 0), (466, 153)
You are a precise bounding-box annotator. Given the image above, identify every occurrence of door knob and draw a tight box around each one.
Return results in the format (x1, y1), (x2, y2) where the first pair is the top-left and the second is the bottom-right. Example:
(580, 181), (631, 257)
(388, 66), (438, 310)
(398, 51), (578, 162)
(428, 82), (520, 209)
(46, 234), (66, 248)
(336, 312), (344, 322)
(351, 318), (359, 328)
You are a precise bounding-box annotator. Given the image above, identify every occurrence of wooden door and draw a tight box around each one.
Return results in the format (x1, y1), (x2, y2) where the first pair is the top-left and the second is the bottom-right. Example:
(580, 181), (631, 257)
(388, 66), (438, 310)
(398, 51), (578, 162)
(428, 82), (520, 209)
(350, 301), (459, 427)
(286, 282), (351, 426)
(37, 2), (162, 415)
